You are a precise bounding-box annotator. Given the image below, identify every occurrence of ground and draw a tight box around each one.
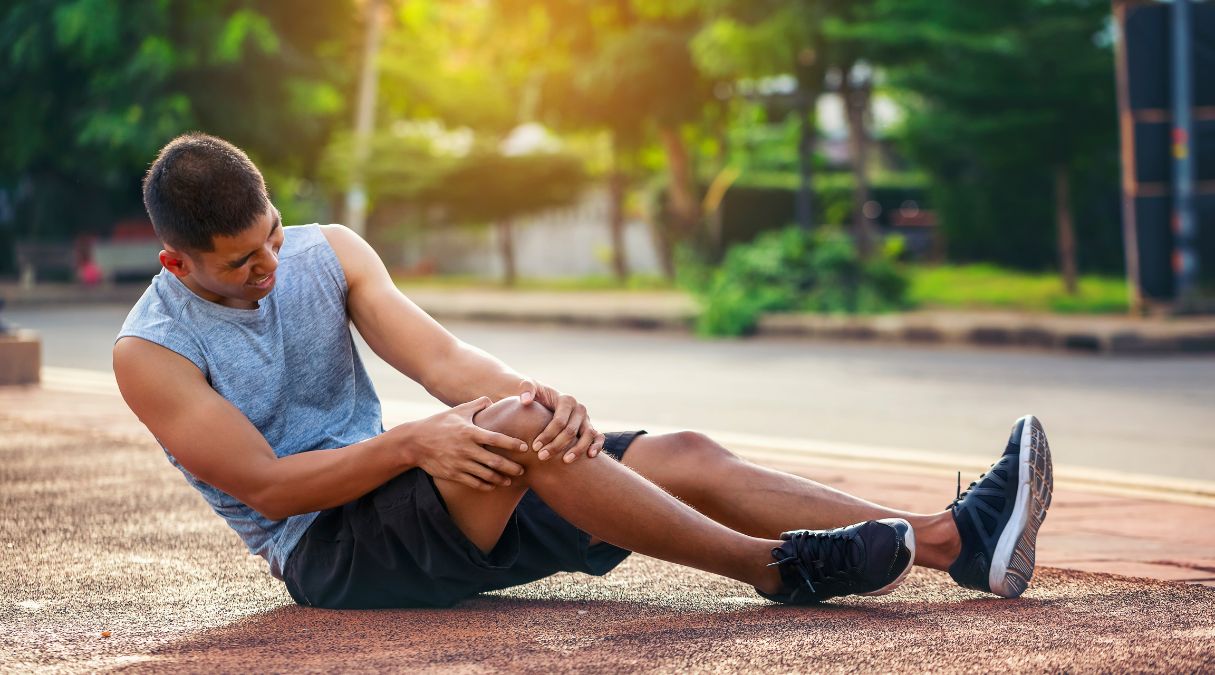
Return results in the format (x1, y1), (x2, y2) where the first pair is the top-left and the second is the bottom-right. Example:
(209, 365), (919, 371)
(3, 392), (1214, 673)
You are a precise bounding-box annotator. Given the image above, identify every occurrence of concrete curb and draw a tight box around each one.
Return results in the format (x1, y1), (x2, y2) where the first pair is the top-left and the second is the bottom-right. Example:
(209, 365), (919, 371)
(757, 311), (1215, 355)
(6, 282), (1215, 355)
(0, 283), (145, 307)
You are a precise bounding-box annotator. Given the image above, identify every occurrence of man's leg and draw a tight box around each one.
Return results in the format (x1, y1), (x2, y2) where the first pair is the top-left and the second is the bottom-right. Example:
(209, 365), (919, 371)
(617, 432), (961, 571)
(431, 398), (787, 595)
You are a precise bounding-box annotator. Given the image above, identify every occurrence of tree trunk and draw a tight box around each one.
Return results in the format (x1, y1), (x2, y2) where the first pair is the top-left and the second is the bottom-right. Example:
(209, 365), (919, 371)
(795, 100), (815, 232)
(1054, 164), (1078, 295)
(708, 101), (730, 254)
(656, 125), (701, 279)
(840, 64), (874, 259)
(793, 53), (825, 231)
(608, 135), (629, 283)
(496, 218), (516, 287)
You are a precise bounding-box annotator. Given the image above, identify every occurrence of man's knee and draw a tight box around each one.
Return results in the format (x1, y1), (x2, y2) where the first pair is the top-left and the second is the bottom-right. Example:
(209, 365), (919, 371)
(667, 431), (737, 466)
(647, 431), (741, 497)
(473, 396), (553, 448)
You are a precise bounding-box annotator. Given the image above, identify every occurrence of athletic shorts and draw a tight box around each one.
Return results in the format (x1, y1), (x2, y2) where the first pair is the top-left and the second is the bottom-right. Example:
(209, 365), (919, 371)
(281, 430), (646, 609)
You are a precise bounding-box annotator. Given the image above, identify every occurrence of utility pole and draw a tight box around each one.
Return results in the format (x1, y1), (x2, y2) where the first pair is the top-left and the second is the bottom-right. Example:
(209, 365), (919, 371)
(1171, 0), (1197, 308)
(344, 0), (384, 238)
(1112, 0), (1143, 314)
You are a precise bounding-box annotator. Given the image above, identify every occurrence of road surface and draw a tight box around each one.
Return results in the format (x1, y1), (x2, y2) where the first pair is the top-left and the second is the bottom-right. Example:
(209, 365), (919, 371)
(6, 303), (1215, 482)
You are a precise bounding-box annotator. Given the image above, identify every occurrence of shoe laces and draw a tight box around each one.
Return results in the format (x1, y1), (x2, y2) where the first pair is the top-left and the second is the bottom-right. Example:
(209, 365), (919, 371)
(767, 529), (861, 595)
(951, 460), (1001, 510)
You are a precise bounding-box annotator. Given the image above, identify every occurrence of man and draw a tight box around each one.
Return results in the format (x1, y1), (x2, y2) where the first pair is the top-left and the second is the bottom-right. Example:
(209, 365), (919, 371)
(114, 133), (1053, 609)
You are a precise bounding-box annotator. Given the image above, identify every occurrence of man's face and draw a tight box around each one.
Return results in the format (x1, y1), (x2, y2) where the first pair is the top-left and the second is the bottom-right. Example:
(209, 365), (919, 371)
(164, 208), (285, 309)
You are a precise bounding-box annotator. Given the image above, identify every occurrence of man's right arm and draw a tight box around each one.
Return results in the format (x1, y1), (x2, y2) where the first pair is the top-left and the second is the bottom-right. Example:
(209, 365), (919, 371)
(113, 337), (528, 520)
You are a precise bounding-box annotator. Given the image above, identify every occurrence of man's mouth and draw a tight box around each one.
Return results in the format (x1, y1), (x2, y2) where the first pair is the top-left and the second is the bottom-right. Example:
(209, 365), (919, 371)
(249, 273), (274, 289)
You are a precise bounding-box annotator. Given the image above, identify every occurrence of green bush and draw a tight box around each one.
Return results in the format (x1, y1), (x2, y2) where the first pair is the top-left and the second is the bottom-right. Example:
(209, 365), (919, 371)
(683, 226), (910, 337)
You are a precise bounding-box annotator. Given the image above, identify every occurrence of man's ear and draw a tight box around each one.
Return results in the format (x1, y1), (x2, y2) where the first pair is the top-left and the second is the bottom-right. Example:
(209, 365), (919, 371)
(159, 248), (191, 278)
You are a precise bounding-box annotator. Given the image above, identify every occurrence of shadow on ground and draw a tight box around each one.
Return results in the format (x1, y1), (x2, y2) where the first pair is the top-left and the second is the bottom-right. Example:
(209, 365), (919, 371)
(2, 416), (1213, 673)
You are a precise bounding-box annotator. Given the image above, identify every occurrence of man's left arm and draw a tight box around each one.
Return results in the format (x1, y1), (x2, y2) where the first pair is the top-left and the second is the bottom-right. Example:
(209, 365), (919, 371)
(320, 225), (605, 462)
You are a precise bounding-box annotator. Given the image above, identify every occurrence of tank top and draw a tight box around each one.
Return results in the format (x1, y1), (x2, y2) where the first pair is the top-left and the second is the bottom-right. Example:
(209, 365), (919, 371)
(116, 224), (383, 578)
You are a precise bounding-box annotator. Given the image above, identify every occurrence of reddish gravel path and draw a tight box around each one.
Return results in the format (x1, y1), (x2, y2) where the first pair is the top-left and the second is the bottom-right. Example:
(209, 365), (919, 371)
(2, 415), (1214, 673)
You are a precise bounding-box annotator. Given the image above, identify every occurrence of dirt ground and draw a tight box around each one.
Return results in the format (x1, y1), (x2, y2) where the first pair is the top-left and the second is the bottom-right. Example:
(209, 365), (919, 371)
(3, 413), (1214, 674)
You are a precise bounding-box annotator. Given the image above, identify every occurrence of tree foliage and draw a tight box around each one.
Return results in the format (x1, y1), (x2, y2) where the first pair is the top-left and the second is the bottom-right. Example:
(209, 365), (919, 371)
(0, 0), (356, 250)
(834, 0), (1119, 271)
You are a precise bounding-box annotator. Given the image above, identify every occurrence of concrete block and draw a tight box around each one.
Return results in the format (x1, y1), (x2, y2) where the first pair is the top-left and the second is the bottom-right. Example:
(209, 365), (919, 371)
(0, 330), (41, 385)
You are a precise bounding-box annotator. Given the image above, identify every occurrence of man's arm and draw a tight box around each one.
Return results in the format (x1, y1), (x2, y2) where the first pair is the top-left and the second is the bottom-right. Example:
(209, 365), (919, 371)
(320, 225), (523, 405)
(113, 338), (528, 520)
(321, 225), (606, 462)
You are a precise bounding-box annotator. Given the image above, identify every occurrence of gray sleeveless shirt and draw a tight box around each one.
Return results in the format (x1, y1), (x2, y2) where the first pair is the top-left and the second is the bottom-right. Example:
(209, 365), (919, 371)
(117, 224), (383, 578)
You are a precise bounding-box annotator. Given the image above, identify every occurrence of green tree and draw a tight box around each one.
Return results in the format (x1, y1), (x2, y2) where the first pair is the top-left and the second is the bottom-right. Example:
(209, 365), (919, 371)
(693, 1), (835, 234)
(836, 0), (1118, 284)
(0, 0), (355, 271)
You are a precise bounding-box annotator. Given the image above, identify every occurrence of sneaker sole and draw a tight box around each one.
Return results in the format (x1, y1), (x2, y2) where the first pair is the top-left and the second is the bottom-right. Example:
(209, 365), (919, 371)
(988, 415), (1053, 598)
(861, 518), (916, 596)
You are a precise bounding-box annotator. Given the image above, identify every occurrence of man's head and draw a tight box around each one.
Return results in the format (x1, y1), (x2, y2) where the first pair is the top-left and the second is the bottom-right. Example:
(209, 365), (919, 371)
(143, 133), (283, 308)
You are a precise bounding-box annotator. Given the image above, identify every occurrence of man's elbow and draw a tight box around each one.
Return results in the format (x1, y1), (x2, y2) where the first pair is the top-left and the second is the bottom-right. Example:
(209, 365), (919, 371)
(253, 502), (290, 522)
(245, 483), (293, 522)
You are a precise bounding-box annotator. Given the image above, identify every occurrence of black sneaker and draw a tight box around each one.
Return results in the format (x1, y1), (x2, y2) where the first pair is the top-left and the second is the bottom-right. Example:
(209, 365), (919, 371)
(757, 518), (915, 604)
(949, 415), (1053, 598)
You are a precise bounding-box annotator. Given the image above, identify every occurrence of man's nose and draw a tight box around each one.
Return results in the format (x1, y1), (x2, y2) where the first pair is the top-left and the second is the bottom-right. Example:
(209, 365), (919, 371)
(252, 247), (279, 276)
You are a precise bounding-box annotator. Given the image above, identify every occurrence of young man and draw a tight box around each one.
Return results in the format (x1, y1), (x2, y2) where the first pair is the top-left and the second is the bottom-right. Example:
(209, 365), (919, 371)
(114, 133), (1053, 609)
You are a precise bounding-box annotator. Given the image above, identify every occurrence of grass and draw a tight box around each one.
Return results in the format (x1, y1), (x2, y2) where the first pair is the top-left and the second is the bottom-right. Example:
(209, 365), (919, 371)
(394, 274), (673, 292)
(395, 265), (1131, 315)
(908, 264), (1130, 314)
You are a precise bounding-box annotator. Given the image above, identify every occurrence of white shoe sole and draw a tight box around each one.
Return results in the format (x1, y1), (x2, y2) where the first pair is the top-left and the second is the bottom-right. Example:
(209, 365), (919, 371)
(987, 415), (1054, 598)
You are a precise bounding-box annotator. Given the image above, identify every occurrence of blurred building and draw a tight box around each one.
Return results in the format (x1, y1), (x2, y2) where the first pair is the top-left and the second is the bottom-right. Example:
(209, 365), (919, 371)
(395, 187), (663, 280)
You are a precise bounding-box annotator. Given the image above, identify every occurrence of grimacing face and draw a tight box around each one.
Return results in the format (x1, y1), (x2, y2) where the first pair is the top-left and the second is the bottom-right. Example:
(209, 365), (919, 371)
(160, 208), (285, 309)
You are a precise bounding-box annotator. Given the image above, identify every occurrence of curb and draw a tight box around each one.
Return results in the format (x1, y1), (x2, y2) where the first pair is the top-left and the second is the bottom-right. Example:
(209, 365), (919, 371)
(1, 284), (145, 307)
(756, 312), (1215, 355)
(7, 283), (1215, 355)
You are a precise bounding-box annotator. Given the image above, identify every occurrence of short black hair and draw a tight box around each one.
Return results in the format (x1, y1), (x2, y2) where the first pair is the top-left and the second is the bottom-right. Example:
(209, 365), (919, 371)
(142, 133), (271, 252)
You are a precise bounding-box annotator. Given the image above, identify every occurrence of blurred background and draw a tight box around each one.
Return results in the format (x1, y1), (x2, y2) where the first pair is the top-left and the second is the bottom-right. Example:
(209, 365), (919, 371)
(2, 0), (1212, 324)
(1, 0), (1214, 489)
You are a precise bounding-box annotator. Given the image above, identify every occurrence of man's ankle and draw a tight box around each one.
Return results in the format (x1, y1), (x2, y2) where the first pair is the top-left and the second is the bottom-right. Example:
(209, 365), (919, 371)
(912, 511), (961, 571)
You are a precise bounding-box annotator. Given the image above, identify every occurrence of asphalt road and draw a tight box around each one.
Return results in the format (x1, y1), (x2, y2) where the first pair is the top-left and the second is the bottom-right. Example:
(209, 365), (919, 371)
(7, 303), (1215, 482)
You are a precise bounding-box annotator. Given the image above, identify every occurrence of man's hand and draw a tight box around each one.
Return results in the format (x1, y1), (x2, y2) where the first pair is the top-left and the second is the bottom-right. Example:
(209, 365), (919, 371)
(518, 379), (606, 463)
(403, 397), (530, 491)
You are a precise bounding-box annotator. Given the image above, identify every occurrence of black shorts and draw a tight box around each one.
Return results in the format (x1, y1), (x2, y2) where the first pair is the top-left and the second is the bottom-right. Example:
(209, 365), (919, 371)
(282, 430), (646, 609)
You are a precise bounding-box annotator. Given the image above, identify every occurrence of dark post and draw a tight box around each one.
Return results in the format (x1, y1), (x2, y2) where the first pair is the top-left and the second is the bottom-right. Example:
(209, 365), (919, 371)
(1113, 0), (1143, 314)
(795, 90), (814, 231)
(1171, 0), (1197, 306)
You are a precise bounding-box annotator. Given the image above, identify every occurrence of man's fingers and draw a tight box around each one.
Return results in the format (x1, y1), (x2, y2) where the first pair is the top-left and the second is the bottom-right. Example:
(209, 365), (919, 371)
(563, 425), (595, 463)
(466, 460), (511, 487)
(518, 379), (537, 405)
(538, 404), (584, 457)
(588, 432), (606, 458)
(456, 396), (493, 418)
(532, 401), (574, 454)
(459, 473), (496, 491)
(473, 448), (526, 478)
(474, 428), (528, 453)
(539, 421), (580, 459)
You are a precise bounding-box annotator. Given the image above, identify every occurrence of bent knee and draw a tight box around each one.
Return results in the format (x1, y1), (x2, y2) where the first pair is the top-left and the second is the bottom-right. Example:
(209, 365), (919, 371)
(661, 431), (741, 484)
(473, 396), (553, 446)
(668, 430), (735, 463)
